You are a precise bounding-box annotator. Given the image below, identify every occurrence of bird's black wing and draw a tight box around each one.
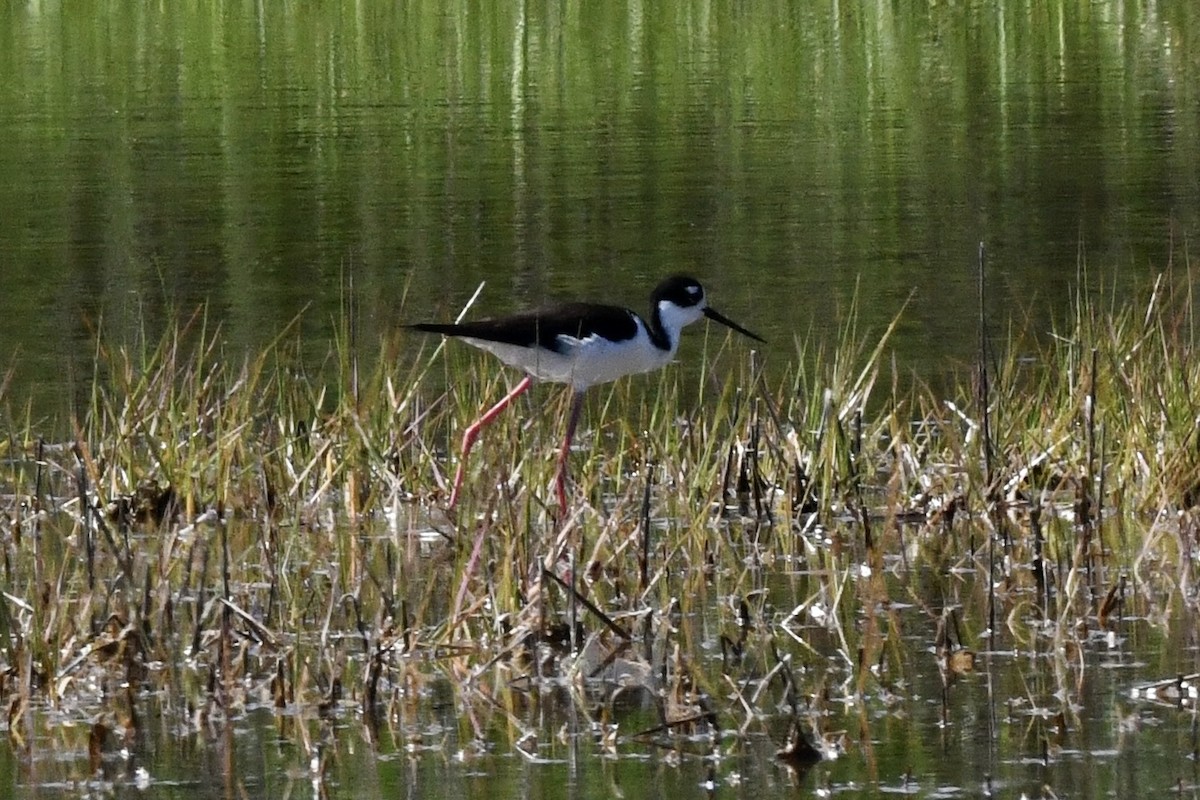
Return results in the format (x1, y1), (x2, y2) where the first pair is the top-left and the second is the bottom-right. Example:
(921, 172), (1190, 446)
(409, 303), (639, 354)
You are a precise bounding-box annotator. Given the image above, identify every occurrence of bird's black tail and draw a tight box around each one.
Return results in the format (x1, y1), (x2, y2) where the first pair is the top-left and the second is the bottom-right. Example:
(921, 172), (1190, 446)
(407, 322), (463, 335)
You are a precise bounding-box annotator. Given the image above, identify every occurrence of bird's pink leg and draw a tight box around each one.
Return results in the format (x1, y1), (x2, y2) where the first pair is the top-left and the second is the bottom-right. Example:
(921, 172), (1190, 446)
(555, 391), (586, 514)
(447, 375), (533, 509)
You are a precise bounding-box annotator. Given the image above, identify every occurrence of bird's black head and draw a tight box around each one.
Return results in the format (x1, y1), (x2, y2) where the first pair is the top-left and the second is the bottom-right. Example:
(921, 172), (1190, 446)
(652, 275), (707, 309)
(650, 274), (765, 344)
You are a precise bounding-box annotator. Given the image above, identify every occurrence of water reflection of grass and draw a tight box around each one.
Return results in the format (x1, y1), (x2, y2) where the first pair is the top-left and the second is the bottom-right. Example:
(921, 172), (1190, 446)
(1, 273), (1198, 792)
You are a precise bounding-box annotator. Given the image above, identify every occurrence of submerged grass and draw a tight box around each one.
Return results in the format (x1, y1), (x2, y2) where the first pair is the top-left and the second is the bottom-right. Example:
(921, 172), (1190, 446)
(1, 272), (1199, 790)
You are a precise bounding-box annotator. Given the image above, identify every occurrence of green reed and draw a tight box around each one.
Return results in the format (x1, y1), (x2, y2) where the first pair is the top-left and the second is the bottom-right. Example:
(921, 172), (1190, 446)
(0, 271), (1198, 783)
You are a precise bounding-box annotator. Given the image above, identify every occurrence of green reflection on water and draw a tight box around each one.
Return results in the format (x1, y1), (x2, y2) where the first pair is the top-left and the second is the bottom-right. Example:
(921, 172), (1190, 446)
(2, 1), (1198, 417)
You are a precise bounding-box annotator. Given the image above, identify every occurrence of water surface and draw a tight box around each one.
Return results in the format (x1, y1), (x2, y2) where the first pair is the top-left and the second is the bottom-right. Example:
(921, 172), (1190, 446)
(1, 1), (1198, 414)
(2, 2), (1200, 797)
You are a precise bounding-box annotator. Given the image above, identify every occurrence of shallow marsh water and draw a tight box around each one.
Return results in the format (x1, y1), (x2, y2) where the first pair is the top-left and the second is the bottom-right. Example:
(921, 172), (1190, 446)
(2, 525), (1200, 800)
(2, 510), (1199, 799)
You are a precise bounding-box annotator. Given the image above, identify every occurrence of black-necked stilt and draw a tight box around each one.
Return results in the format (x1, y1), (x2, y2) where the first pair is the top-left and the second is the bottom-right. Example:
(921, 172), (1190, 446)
(410, 274), (765, 513)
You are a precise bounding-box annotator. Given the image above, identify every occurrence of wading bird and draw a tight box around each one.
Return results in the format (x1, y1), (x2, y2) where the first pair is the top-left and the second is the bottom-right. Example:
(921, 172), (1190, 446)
(410, 274), (765, 514)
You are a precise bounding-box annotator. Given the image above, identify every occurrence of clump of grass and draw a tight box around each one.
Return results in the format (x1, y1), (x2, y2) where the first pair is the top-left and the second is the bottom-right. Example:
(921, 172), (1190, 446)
(0, 272), (1198, 790)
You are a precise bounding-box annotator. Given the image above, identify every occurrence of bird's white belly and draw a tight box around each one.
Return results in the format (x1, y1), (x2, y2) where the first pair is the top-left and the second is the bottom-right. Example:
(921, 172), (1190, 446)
(464, 333), (672, 390)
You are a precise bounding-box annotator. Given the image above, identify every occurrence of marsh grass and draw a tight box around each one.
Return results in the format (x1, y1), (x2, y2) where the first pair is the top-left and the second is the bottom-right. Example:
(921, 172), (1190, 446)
(1, 273), (1200, 790)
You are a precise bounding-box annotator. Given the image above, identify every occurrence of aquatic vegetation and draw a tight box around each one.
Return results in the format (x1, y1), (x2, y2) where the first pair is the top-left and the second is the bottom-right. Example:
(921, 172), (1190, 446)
(0, 272), (1198, 795)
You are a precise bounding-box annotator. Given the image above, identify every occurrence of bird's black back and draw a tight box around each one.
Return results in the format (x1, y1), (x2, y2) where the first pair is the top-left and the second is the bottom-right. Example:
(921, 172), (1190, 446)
(409, 302), (641, 354)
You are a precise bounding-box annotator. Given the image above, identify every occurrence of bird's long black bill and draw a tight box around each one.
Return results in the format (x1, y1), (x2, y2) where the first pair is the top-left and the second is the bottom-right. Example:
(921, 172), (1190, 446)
(703, 307), (766, 343)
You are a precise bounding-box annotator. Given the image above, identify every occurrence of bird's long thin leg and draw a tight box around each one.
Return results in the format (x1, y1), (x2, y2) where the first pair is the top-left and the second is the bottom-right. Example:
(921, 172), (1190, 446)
(555, 390), (586, 514)
(447, 375), (533, 509)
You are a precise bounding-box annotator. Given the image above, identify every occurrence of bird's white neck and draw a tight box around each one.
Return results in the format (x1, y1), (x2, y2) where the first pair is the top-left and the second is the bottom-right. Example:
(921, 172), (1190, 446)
(650, 299), (706, 354)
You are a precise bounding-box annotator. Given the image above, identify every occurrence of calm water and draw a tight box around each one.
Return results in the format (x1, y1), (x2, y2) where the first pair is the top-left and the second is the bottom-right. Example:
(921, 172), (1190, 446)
(3, 1), (1200, 797)
(2, 1), (1199, 415)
